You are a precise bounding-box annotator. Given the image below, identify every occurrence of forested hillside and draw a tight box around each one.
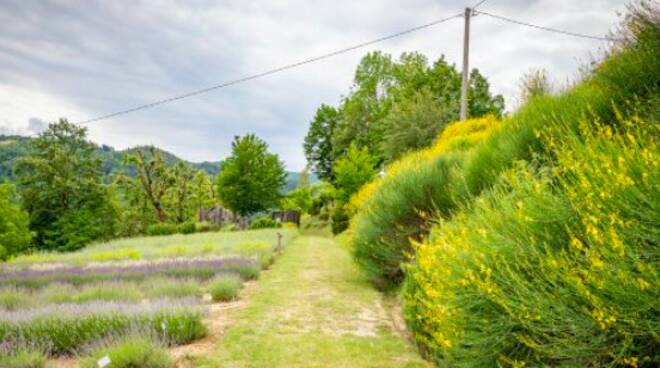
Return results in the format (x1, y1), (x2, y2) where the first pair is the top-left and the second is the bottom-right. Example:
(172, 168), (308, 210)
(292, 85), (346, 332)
(0, 135), (308, 190)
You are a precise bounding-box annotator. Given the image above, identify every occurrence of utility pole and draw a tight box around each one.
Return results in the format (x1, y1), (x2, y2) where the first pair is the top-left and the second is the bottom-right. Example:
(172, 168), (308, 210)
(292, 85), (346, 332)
(460, 7), (471, 121)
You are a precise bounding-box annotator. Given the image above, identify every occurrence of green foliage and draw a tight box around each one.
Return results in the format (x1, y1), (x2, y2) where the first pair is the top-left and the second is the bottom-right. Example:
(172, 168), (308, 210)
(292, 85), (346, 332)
(331, 145), (377, 233)
(346, 5), (660, 366)
(380, 88), (454, 163)
(333, 145), (377, 205)
(0, 183), (32, 259)
(208, 275), (243, 302)
(304, 105), (340, 181)
(406, 118), (659, 366)
(163, 162), (196, 224)
(80, 338), (173, 368)
(178, 221), (196, 235)
(0, 349), (47, 368)
(146, 223), (179, 236)
(0, 135), (30, 183)
(217, 134), (287, 216)
(317, 51), (503, 168)
(248, 216), (281, 230)
(0, 307), (206, 355)
(14, 119), (117, 251)
(121, 147), (174, 223)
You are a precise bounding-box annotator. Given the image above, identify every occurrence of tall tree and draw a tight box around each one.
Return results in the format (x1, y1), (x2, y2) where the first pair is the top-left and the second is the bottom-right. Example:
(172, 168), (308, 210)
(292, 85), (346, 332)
(15, 119), (117, 251)
(123, 147), (173, 223)
(325, 51), (504, 167)
(381, 88), (456, 163)
(0, 183), (32, 259)
(217, 134), (286, 216)
(304, 105), (340, 182)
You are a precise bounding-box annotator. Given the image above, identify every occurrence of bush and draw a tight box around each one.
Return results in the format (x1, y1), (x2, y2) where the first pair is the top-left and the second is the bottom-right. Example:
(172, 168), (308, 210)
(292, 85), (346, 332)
(0, 300), (206, 354)
(398, 6), (660, 365)
(177, 221), (196, 235)
(195, 222), (221, 233)
(406, 118), (659, 366)
(208, 275), (243, 302)
(0, 349), (47, 368)
(248, 216), (281, 230)
(80, 338), (172, 368)
(349, 116), (500, 288)
(145, 223), (179, 236)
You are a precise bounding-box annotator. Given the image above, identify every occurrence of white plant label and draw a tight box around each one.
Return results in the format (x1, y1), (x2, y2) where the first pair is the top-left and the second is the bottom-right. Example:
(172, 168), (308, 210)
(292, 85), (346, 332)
(97, 355), (111, 368)
(161, 321), (168, 330)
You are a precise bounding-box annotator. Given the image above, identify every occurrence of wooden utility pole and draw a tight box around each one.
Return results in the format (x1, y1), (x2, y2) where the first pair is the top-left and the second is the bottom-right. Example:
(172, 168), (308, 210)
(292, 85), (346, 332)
(460, 7), (471, 121)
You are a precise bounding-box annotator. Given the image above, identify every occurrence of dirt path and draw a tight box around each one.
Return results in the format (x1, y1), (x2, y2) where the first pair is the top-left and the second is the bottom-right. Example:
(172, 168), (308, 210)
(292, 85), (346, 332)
(194, 235), (431, 368)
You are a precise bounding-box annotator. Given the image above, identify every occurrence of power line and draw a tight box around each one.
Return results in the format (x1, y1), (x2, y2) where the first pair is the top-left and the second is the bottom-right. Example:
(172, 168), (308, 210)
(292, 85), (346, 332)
(75, 13), (463, 126)
(472, 0), (489, 10)
(476, 10), (618, 42)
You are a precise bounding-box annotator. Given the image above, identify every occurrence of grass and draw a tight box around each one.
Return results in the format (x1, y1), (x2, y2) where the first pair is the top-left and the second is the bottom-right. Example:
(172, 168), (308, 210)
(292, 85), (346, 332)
(208, 275), (243, 302)
(195, 235), (431, 368)
(80, 338), (172, 368)
(0, 349), (47, 368)
(6, 228), (297, 266)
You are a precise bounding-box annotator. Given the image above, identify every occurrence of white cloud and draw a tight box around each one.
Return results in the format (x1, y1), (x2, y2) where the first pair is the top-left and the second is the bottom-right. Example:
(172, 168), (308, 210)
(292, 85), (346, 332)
(0, 0), (628, 170)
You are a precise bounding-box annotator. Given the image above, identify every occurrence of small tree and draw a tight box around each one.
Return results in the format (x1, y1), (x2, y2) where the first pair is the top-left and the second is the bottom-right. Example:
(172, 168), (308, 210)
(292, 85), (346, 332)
(0, 183), (32, 259)
(15, 119), (117, 251)
(304, 105), (340, 182)
(164, 162), (196, 223)
(518, 68), (553, 106)
(123, 147), (173, 223)
(331, 145), (377, 233)
(217, 134), (286, 216)
(381, 88), (454, 163)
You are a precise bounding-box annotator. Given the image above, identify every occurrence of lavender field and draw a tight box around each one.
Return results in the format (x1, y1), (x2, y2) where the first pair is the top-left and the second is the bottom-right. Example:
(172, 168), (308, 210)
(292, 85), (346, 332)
(0, 228), (297, 365)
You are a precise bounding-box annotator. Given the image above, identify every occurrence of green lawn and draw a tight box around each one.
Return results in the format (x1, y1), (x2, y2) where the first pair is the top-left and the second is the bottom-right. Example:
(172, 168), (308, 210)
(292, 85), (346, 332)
(196, 235), (431, 368)
(7, 228), (297, 266)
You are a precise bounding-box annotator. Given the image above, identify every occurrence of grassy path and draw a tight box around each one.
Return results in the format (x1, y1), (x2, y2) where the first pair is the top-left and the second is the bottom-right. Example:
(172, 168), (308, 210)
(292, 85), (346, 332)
(195, 235), (430, 368)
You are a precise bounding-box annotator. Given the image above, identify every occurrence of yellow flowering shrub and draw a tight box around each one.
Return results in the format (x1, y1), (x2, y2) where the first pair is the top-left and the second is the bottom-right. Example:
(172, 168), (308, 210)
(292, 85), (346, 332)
(348, 115), (500, 287)
(404, 116), (659, 366)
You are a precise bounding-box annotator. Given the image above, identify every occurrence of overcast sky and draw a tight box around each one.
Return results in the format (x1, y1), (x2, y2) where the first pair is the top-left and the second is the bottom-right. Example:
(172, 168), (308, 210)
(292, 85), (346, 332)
(0, 0), (627, 170)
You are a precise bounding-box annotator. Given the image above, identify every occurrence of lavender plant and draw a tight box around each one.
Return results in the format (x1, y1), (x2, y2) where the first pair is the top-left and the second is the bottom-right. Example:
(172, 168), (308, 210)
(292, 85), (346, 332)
(0, 257), (259, 288)
(0, 299), (207, 355)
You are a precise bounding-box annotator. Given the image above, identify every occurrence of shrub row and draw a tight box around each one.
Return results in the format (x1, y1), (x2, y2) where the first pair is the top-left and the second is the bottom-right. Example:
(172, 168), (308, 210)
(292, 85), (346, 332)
(405, 118), (659, 366)
(0, 257), (260, 288)
(349, 115), (500, 287)
(0, 277), (204, 310)
(0, 299), (206, 355)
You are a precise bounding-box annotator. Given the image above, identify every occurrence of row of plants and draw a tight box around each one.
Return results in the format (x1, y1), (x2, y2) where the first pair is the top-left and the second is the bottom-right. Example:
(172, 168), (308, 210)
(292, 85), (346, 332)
(0, 257), (260, 288)
(0, 298), (206, 355)
(348, 4), (659, 367)
(7, 228), (294, 266)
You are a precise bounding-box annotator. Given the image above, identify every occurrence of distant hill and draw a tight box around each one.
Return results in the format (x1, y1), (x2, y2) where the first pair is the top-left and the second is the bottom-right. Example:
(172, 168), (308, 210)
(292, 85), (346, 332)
(0, 135), (314, 191)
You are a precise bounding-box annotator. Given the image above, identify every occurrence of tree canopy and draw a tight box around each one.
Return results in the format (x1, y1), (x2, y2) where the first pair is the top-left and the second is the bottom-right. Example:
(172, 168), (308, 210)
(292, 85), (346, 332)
(217, 134), (287, 216)
(0, 183), (32, 259)
(304, 51), (505, 178)
(14, 119), (117, 251)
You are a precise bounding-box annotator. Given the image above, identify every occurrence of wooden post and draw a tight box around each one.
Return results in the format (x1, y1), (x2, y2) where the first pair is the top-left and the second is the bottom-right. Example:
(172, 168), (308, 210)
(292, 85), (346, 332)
(460, 7), (471, 121)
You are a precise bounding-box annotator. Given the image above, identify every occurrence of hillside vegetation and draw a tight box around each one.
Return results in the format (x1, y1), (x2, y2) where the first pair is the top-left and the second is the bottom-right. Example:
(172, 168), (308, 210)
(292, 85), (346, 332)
(348, 4), (659, 367)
